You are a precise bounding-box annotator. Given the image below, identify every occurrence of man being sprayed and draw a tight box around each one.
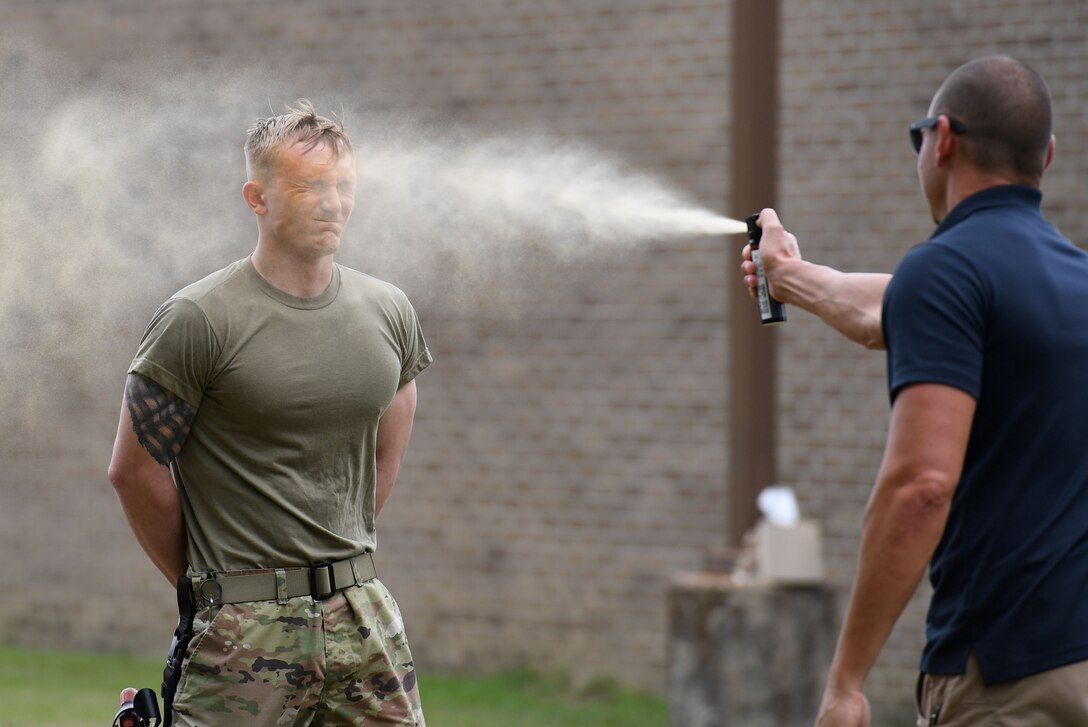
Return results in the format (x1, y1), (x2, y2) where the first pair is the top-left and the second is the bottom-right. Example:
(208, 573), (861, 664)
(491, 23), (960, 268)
(109, 101), (431, 726)
(742, 57), (1088, 725)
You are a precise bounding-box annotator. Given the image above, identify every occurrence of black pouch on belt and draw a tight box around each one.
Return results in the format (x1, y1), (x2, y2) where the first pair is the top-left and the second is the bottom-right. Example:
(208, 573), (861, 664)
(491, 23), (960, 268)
(160, 575), (197, 727)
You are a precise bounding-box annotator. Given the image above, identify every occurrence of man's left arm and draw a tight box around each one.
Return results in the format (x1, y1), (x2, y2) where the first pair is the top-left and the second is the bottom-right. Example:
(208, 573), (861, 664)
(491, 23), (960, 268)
(816, 382), (976, 727)
(375, 379), (418, 518)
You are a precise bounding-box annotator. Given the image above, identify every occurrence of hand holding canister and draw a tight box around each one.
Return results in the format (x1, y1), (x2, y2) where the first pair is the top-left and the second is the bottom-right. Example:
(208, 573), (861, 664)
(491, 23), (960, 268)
(745, 212), (787, 324)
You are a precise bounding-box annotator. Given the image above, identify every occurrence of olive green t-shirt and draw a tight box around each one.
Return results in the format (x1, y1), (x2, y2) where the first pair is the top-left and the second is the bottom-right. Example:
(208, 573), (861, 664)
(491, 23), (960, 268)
(130, 257), (432, 573)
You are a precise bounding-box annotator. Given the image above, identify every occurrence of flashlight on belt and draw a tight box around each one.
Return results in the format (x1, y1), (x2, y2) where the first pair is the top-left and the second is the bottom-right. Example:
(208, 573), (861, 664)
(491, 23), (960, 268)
(745, 213), (787, 325)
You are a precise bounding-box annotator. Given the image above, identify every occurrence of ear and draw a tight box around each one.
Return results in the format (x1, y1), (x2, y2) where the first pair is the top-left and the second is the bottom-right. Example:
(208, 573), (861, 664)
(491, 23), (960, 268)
(242, 180), (267, 214)
(1044, 134), (1055, 170)
(933, 115), (958, 167)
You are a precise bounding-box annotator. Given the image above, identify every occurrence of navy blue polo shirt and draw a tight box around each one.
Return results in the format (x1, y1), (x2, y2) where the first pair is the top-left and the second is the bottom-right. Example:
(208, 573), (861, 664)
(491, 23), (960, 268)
(882, 184), (1088, 684)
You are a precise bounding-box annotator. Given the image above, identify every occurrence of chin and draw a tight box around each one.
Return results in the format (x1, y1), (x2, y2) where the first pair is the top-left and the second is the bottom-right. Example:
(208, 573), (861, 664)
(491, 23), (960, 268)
(316, 235), (341, 255)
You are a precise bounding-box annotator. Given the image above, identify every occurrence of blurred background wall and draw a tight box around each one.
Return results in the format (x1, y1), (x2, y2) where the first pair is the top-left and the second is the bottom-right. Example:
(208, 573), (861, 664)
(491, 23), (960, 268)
(1, 2), (1085, 723)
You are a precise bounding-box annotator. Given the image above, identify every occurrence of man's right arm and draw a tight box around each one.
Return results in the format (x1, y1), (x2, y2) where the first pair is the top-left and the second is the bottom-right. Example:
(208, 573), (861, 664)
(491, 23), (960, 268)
(107, 373), (194, 585)
(741, 208), (890, 350)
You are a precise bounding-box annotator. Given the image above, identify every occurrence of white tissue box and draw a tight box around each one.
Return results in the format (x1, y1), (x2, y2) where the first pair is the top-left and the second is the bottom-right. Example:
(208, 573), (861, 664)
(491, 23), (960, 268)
(756, 519), (825, 584)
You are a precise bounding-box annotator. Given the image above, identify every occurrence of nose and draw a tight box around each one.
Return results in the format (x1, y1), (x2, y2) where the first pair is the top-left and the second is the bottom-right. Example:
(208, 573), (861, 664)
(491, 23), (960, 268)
(318, 188), (342, 218)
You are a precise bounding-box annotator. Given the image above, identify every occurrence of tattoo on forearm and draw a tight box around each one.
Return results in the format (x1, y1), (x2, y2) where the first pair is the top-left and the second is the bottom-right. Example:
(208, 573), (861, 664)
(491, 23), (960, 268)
(125, 374), (197, 466)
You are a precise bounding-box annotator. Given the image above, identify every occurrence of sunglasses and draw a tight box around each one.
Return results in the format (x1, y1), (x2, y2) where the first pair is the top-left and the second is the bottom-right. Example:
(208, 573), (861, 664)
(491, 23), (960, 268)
(909, 115), (968, 153)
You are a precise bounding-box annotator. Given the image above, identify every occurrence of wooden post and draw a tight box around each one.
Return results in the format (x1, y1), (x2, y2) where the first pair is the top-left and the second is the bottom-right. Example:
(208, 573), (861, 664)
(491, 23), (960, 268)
(728, 0), (778, 548)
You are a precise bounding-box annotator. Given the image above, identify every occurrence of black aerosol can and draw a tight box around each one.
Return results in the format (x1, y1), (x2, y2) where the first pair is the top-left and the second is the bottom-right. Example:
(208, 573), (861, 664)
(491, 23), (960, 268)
(745, 213), (787, 324)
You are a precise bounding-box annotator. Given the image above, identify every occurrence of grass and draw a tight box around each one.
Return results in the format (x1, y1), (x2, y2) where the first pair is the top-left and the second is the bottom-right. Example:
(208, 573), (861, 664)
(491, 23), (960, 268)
(0, 646), (667, 727)
(421, 670), (667, 727)
(2, 646), (161, 727)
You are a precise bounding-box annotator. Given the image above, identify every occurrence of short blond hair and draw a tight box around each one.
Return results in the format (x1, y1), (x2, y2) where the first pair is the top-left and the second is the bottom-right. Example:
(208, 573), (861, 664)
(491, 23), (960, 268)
(244, 99), (353, 181)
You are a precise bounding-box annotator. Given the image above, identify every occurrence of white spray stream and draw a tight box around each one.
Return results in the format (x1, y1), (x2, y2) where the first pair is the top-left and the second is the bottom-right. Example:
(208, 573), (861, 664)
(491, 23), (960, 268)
(352, 129), (746, 269)
(1, 46), (746, 424)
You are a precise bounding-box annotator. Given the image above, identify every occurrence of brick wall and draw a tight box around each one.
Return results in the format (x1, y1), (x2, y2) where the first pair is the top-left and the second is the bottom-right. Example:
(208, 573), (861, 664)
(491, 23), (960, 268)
(2, 2), (1086, 723)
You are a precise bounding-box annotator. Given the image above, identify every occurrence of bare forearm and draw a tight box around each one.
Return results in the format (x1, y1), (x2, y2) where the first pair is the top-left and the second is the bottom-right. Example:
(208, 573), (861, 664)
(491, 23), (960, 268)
(744, 209), (888, 350)
(112, 469), (188, 585)
(816, 385), (972, 727)
(829, 478), (951, 691)
(776, 261), (890, 350)
(375, 463), (399, 519)
(374, 380), (418, 519)
(109, 384), (191, 586)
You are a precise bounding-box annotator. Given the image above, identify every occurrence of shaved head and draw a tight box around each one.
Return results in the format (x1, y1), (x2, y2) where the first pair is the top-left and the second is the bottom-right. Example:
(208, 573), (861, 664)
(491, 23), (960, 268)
(932, 56), (1052, 183)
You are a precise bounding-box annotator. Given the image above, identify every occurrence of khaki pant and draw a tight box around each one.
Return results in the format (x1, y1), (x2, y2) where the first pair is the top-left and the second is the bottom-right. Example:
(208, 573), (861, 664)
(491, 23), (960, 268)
(917, 654), (1088, 726)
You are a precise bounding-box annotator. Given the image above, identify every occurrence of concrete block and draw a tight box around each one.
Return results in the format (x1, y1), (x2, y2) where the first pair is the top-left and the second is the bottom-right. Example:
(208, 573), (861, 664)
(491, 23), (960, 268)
(668, 573), (835, 727)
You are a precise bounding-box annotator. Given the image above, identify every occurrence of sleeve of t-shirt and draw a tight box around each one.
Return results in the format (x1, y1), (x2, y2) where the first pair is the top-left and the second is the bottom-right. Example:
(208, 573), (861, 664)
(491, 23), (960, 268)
(882, 242), (987, 404)
(128, 297), (219, 408)
(396, 296), (432, 387)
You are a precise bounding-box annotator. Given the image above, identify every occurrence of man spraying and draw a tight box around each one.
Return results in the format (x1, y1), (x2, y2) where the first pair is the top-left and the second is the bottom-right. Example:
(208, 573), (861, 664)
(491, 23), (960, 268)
(743, 56), (1088, 725)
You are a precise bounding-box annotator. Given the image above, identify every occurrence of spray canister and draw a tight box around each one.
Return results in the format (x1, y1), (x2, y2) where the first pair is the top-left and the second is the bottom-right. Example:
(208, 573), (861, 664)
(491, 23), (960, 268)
(745, 213), (787, 325)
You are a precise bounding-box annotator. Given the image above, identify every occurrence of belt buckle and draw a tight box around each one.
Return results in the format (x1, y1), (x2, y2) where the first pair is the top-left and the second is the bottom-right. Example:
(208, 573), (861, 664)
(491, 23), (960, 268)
(308, 561), (337, 600)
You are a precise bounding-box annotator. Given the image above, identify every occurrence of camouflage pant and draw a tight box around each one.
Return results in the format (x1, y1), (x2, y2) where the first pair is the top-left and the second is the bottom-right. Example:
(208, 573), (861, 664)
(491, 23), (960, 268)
(172, 578), (425, 726)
